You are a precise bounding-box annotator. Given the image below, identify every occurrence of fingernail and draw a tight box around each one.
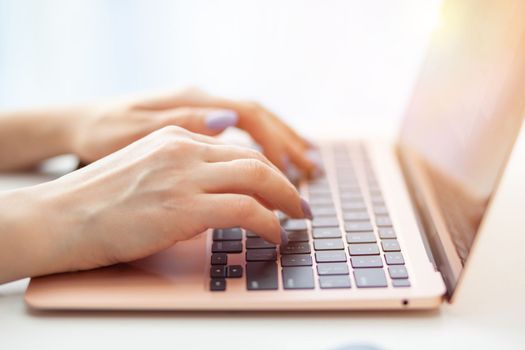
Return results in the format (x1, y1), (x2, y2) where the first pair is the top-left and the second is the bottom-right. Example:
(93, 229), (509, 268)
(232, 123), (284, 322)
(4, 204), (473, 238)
(205, 109), (238, 131)
(300, 198), (313, 220)
(306, 149), (324, 178)
(280, 227), (289, 245)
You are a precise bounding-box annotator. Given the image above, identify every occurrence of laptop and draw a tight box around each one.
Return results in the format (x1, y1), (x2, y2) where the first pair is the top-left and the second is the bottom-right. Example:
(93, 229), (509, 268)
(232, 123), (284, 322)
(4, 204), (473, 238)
(25, 0), (525, 310)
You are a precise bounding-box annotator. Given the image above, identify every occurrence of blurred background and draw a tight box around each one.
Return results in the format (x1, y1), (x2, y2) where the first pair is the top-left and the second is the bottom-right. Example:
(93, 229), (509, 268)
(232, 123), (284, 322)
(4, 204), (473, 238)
(0, 0), (442, 137)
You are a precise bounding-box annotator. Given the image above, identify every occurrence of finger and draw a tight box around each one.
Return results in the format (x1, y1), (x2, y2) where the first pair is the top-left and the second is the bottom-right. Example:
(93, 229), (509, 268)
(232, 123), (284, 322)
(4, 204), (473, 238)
(202, 144), (281, 174)
(196, 193), (285, 244)
(198, 159), (311, 219)
(155, 124), (225, 146)
(156, 107), (239, 136)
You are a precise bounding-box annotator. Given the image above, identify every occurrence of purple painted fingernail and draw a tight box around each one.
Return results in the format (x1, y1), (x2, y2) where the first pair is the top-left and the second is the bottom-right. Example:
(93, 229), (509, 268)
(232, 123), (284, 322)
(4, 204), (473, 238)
(205, 109), (238, 131)
(300, 198), (313, 220)
(280, 227), (289, 245)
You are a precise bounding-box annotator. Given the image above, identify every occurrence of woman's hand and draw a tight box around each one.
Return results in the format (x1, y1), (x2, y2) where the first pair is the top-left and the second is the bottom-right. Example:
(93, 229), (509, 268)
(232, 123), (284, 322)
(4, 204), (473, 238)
(0, 126), (313, 283)
(71, 88), (321, 178)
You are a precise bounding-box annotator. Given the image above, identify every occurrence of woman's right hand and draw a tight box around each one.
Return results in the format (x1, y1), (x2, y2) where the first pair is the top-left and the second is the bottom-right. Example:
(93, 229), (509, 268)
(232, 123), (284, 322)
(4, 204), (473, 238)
(3, 126), (312, 282)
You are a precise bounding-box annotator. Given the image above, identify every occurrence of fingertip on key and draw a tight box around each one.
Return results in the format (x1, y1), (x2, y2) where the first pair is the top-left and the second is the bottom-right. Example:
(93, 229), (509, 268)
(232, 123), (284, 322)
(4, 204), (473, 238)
(300, 198), (313, 220)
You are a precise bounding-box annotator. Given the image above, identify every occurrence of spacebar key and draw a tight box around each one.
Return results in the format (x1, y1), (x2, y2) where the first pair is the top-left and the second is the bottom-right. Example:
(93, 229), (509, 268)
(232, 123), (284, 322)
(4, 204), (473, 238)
(246, 262), (278, 290)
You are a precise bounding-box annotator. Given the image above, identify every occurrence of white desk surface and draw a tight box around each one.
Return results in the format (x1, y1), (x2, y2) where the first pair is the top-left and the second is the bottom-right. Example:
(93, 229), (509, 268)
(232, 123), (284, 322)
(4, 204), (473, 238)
(0, 154), (523, 350)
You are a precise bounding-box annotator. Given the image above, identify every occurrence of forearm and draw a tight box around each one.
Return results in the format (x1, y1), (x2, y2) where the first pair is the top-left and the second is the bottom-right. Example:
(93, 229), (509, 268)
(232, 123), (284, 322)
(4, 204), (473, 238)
(0, 107), (85, 171)
(0, 185), (75, 283)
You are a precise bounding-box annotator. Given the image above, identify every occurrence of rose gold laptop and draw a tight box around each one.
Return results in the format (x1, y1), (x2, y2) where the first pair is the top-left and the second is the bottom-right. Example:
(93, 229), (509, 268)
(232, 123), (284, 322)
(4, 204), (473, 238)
(25, 0), (525, 310)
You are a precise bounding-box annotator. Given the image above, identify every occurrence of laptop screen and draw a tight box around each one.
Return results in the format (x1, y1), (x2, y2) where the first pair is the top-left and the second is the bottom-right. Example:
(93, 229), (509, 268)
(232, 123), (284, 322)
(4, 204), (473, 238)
(398, 0), (525, 291)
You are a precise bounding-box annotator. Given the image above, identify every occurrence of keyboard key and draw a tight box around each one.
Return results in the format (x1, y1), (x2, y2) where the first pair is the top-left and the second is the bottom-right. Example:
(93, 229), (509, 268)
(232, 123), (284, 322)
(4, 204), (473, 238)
(313, 227), (342, 239)
(341, 201), (367, 211)
(282, 267), (315, 289)
(210, 278), (226, 291)
(345, 221), (373, 232)
(315, 250), (347, 263)
(246, 237), (276, 249)
(280, 242), (311, 255)
(287, 230), (310, 242)
(227, 265), (243, 278)
(339, 193), (363, 201)
(388, 265), (409, 279)
(212, 228), (243, 241)
(314, 239), (344, 251)
(245, 230), (259, 238)
(319, 275), (351, 289)
(246, 249), (277, 261)
(348, 243), (380, 256)
(311, 206), (337, 217)
(276, 211), (288, 223)
(381, 239), (401, 252)
(210, 266), (226, 278)
(212, 241), (243, 253)
(246, 262), (278, 290)
(211, 253), (227, 265)
(309, 197), (334, 206)
(354, 268), (388, 288)
(317, 262), (349, 275)
(312, 217), (339, 228)
(373, 206), (389, 215)
(392, 279), (411, 287)
(351, 255), (383, 268)
(378, 227), (396, 239)
(376, 216), (393, 227)
(385, 252), (405, 265)
(370, 196), (385, 205)
(343, 212), (369, 221)
(283, 219), (308, 231)
(281, 254), (313, 267)
(346, 232), (376, 243)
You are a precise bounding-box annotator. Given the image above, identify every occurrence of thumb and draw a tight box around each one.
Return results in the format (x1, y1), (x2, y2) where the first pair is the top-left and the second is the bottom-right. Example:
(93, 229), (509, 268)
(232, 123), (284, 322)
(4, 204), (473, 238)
(159, 107), (238, 136)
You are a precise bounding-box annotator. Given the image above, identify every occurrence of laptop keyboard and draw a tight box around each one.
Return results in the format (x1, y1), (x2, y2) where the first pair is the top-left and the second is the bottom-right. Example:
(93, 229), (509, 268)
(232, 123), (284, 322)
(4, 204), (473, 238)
(209, 143), (411, 291)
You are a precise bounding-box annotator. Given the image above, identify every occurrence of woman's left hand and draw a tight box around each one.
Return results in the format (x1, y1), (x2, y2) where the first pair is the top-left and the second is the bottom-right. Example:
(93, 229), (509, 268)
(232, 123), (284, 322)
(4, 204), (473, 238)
(71, 87), (321, 178)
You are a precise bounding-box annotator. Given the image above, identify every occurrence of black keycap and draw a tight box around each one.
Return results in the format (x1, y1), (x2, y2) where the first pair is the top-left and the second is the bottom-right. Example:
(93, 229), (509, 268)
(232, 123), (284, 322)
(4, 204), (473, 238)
(283, 219), (308, 231)
(246, 237), (276, 249)
(388, 265), (409, 279)
(281, 254), (313, 267)
(280, 242), (311, 255)
(354, 268), (388, 288)
(287, 230), (310, 242)
(308, 187), (332, 196)
(370, 196), (385, 205)
(339, 193), (363, 201)
(315, 250), (347, 263)
(392, 279), (411, 287)
(373, 206), (389, 215)
(227, 265), (243, 278)
(348, 243), (380, 256)
(282, 267), (315, 289)
(376, 216), (393, 227)
(343, 212), (369, 221)
(351, 255), (383, 268)
(381, 239), (401, 252)
(210, 266), (226, 278)
(246, 249), (277, 261)
(316, 262), (349, 275)
(345, 221), (373, 232)
(339, 184), (360, 191)
(346, 232), (376, 243)
(211, 253), (227, 265)
(314, 239), (344, 251)
(311, 206), (337, 217)
(210, 278), (226, 291)
(245, 230), (259, 238)
(212, 241), (243, 253)
(246, 262), (278, 290)
(319, 275), (351, 289)
(309, 197), (334, 206)
(312, 216), (340, 228)
(212, 228), (242, 241)
(385, 252), (405, 265)
(378, 227), (396, 239)
(313, 227), (342, 239)
(341, 201), (367, 211)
